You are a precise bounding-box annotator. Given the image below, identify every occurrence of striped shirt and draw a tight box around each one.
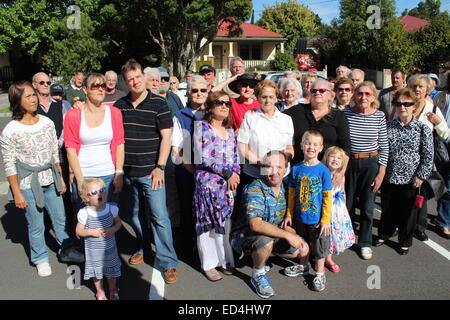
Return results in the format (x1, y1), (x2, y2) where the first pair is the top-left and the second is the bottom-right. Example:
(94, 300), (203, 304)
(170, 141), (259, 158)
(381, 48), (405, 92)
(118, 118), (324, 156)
(342, 107), (389, 167)
(114, 90), (173, 177)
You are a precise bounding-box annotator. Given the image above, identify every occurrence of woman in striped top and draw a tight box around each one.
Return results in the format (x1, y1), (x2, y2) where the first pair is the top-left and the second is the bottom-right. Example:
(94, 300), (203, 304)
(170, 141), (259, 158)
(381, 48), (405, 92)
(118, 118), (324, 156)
(343, 81), (389, 260)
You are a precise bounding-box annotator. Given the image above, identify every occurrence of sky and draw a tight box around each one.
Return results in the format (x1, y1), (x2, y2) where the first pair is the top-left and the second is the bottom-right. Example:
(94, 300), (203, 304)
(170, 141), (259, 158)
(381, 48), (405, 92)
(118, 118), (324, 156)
(250, 0), (450, 25)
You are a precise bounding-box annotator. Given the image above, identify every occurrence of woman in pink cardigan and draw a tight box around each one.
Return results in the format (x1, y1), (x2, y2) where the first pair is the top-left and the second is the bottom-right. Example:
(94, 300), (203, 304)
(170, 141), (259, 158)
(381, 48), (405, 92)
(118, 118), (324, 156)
(64, 72), (125, 208)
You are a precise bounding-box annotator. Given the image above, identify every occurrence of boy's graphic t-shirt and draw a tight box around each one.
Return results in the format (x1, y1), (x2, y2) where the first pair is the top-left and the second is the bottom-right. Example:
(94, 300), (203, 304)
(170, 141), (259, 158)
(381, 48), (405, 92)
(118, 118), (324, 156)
(287, 162), (332, 225)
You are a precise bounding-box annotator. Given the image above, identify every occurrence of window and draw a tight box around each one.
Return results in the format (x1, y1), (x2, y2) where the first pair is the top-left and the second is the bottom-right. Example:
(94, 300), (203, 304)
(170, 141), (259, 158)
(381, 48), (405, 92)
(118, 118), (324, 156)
(239, 44), (262, 60)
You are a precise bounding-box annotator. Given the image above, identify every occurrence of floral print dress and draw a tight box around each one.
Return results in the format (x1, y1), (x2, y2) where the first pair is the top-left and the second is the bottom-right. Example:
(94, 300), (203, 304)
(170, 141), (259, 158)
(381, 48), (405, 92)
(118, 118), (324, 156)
(193, 121), (240, 235)
(329, 187), (356, 254)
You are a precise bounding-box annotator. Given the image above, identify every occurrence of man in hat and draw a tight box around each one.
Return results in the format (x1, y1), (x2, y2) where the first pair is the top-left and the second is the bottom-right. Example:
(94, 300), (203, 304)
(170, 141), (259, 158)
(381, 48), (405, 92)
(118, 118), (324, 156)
(228, 73), (260, 130)
(50, 83), (72, 112)
(199, 64), (216, 92)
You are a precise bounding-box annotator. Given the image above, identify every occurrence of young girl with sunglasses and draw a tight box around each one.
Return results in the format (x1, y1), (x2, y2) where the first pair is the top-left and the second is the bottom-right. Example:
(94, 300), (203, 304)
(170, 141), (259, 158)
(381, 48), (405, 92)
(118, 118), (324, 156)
(76, 178), (122, 300)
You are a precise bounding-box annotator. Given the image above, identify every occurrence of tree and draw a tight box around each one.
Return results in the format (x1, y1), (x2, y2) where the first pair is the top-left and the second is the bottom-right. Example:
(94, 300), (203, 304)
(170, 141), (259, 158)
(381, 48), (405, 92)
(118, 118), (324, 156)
(271, 51), (297, 71)
(256, 0), (320, 50)
(404, 0), (441, 20)
(129, 0), (253, 78)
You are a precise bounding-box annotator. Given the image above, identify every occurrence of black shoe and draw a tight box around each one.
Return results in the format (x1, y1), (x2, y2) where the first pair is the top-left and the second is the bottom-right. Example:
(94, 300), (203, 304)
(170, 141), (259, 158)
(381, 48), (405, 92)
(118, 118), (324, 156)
(415, 231), (429, 241)
(398, 247), (409, 255)
(373, 239), (386, 247)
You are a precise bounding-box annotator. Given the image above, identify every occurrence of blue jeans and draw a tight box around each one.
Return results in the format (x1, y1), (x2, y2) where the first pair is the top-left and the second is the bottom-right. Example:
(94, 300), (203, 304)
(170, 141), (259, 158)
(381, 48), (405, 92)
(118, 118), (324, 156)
(124, 175), (178, 270)
(22, 184), (71, 265)
(437, 163), (450, 228)
(72, 174), (118, 213)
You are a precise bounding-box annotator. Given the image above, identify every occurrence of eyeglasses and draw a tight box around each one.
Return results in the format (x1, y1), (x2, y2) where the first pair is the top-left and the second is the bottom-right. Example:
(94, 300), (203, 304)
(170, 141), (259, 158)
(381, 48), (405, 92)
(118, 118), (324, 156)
(169, 82), (177, 85)
(337, 87), (352, 92)
(38, 81), (51, 86)
(161, 77), (170, 82)
(90, 83), (107, 90)
(191, 88), (208, 93)
(310, 88), (328, 94)
(87, 187), (106, 197)
(357, 91), (372, 97)
(239, 82), (256, 88)
(214, 100), (232, 107)
(393, 101), (415, 108)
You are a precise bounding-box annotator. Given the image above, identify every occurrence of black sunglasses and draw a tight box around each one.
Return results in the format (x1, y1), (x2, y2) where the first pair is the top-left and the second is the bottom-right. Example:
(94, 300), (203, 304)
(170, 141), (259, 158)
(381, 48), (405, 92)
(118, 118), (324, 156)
(191, 88), (208, 93)
(39, 81), (51, 86)
(337, 87), (352, 92)
(393, 101), (415, 107)
(90, 83), (107, 90)
(214, 100), (232, 107)
(161, 77), (170, 82)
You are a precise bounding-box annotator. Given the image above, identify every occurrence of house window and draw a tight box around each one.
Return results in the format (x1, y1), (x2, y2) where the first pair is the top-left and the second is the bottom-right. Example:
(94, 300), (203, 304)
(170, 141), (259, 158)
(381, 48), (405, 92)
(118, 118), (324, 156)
(239, 44), (262, 60)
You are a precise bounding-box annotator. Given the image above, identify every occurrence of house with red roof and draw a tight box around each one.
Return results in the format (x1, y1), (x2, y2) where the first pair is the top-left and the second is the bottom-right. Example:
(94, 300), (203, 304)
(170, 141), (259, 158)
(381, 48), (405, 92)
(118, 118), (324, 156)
(398, 15), (429, 32)
(198, 20), (287, 70)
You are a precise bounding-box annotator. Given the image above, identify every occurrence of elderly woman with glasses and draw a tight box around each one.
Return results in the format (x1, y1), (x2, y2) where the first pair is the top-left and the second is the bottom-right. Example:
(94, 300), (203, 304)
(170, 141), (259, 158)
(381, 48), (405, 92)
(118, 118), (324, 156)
(192, 91), (240, 281)
(277, 78), (303, 112)
(228, 73), (260, 130)
(64, 72), (125, 210)
(342, 81), (389, 261)
(375, 88), (433, 255)
(334, 77), (355, 110)
(171, 75), (209, 251)
(285, 80), (351, 173)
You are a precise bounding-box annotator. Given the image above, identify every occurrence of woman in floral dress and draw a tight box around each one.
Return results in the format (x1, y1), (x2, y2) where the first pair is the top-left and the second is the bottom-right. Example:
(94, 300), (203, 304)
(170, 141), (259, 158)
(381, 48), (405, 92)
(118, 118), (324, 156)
(193, 91), (240, 281)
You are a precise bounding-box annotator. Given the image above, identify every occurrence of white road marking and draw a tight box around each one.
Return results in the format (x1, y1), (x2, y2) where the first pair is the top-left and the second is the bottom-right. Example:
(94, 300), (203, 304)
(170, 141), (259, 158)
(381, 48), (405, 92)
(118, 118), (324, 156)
(149, 268), (165, 300)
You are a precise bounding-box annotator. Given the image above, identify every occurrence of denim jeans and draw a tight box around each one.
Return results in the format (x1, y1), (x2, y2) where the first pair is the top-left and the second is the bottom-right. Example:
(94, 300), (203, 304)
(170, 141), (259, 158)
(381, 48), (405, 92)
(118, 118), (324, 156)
(346, 156), (379, 247)
(72, 174), (118, 214)
(124, 175), (178, 270)
(22, 184), (71, 265)
(437, 162), (450, 228)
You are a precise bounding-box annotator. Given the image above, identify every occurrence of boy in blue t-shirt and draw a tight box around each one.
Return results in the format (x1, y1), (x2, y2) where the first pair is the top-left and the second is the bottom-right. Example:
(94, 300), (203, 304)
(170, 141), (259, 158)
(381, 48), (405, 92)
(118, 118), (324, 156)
(282, 130), (332, 292)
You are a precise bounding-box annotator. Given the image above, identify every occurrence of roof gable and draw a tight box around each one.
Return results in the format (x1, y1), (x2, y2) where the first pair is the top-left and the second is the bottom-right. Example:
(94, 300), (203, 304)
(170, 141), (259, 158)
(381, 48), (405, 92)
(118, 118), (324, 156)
(216, 20), (286, 39)
(398, 15), (429, 32)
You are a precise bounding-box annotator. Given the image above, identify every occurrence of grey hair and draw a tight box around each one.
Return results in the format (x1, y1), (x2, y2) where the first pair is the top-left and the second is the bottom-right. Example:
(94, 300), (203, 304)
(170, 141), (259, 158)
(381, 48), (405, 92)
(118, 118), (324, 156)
(187, 75), (208, 92)
(350, 68), (365, 78)
(143, 67), (161, 81)
(105, 70), (118, 80)
(32, 72), (50, 83)
(300, 73), (317, 85)
(280, 78), (303, 98)
(230, 56), (244, 68)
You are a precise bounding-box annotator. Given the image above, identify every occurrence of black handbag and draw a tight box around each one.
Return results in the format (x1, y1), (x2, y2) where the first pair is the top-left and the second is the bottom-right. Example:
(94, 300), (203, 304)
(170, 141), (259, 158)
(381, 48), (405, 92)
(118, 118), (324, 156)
(423, 169), (447, 200)
(432, 105), (450, 166)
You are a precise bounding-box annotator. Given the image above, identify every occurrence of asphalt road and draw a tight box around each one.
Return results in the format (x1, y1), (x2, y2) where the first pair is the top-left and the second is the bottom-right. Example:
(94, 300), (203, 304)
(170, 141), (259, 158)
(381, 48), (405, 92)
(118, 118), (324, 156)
(0, 113), (449, 301)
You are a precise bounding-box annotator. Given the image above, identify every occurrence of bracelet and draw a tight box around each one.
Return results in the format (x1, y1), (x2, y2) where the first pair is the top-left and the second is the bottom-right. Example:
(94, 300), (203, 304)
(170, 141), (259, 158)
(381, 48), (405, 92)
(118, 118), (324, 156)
(115, 170), (124, 175)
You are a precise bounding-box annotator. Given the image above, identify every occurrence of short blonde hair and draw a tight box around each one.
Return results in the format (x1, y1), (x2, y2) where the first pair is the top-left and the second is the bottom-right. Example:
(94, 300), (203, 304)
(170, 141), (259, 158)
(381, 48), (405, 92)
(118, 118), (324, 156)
(407, 74), (433, 95)
(301, 130), (324, 145)
(353, 81), (380, 110)
(83, 72), (106, 89)
(80, 178), (106, 204)
(322, 146), (348, 176)
(255, 79), (279, 98)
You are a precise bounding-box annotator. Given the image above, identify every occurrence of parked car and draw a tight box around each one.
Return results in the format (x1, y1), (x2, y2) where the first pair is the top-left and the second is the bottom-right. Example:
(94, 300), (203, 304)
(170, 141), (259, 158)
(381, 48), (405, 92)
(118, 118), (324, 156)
(260, 71), (327, 84)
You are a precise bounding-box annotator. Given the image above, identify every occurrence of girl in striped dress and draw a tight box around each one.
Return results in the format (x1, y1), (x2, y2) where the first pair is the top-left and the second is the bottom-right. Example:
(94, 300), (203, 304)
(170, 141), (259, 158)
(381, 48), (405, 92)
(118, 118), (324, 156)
(76, 178), (122, 300)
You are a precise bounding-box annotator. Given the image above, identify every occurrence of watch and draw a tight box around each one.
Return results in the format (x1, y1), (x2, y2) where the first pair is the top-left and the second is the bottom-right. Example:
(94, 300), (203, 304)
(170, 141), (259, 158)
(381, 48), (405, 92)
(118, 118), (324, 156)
(156, 164), (166, 171)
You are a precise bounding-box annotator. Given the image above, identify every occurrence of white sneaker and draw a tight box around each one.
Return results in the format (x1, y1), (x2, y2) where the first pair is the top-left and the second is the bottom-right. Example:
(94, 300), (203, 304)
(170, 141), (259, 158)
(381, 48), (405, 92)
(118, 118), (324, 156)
(36, 262), (52, 277)
(360, 247), (373, 260)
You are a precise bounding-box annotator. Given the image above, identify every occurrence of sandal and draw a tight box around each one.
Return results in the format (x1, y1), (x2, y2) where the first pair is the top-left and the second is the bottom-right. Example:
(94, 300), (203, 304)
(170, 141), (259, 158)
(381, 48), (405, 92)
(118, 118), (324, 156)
(95, 291), (108, 300)
(325, 262), (341, 273)
(110, 288), (120, 300)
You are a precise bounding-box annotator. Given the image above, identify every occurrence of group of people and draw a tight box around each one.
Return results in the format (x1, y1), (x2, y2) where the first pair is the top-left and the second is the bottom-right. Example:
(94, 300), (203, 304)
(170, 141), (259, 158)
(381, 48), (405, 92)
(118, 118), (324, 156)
(1, 56), (450, 300)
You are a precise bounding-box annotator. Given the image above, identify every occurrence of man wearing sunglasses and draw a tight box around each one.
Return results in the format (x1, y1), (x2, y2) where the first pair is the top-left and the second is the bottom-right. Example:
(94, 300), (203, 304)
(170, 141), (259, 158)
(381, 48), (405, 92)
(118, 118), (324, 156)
(65, 71), (86, 106)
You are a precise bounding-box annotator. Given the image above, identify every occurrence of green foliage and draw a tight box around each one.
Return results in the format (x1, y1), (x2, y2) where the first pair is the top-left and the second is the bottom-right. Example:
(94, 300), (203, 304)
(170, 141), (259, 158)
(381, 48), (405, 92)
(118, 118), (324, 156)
(256, 0), (320, 49)
(271, 51), (297, 71)
(404, 0), (441, 20)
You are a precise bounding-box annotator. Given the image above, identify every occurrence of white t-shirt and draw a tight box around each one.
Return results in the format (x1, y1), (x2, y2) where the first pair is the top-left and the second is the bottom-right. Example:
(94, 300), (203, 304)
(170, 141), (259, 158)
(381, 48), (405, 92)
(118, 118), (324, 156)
(78, 106), (115, 177)
(77, 203), (119, 225)
(237, 108), (294, 178)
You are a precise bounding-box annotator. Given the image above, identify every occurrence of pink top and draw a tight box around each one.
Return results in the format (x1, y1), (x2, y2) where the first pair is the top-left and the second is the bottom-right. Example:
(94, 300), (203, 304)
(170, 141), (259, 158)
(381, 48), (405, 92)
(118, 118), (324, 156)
(230, 97), (260, 130)
(64, 106), (125, 165)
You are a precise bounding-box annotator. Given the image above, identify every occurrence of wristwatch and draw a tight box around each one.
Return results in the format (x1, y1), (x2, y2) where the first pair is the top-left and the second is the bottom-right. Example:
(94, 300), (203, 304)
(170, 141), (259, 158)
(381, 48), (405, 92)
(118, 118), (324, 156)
(156, 164), (166, 171)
